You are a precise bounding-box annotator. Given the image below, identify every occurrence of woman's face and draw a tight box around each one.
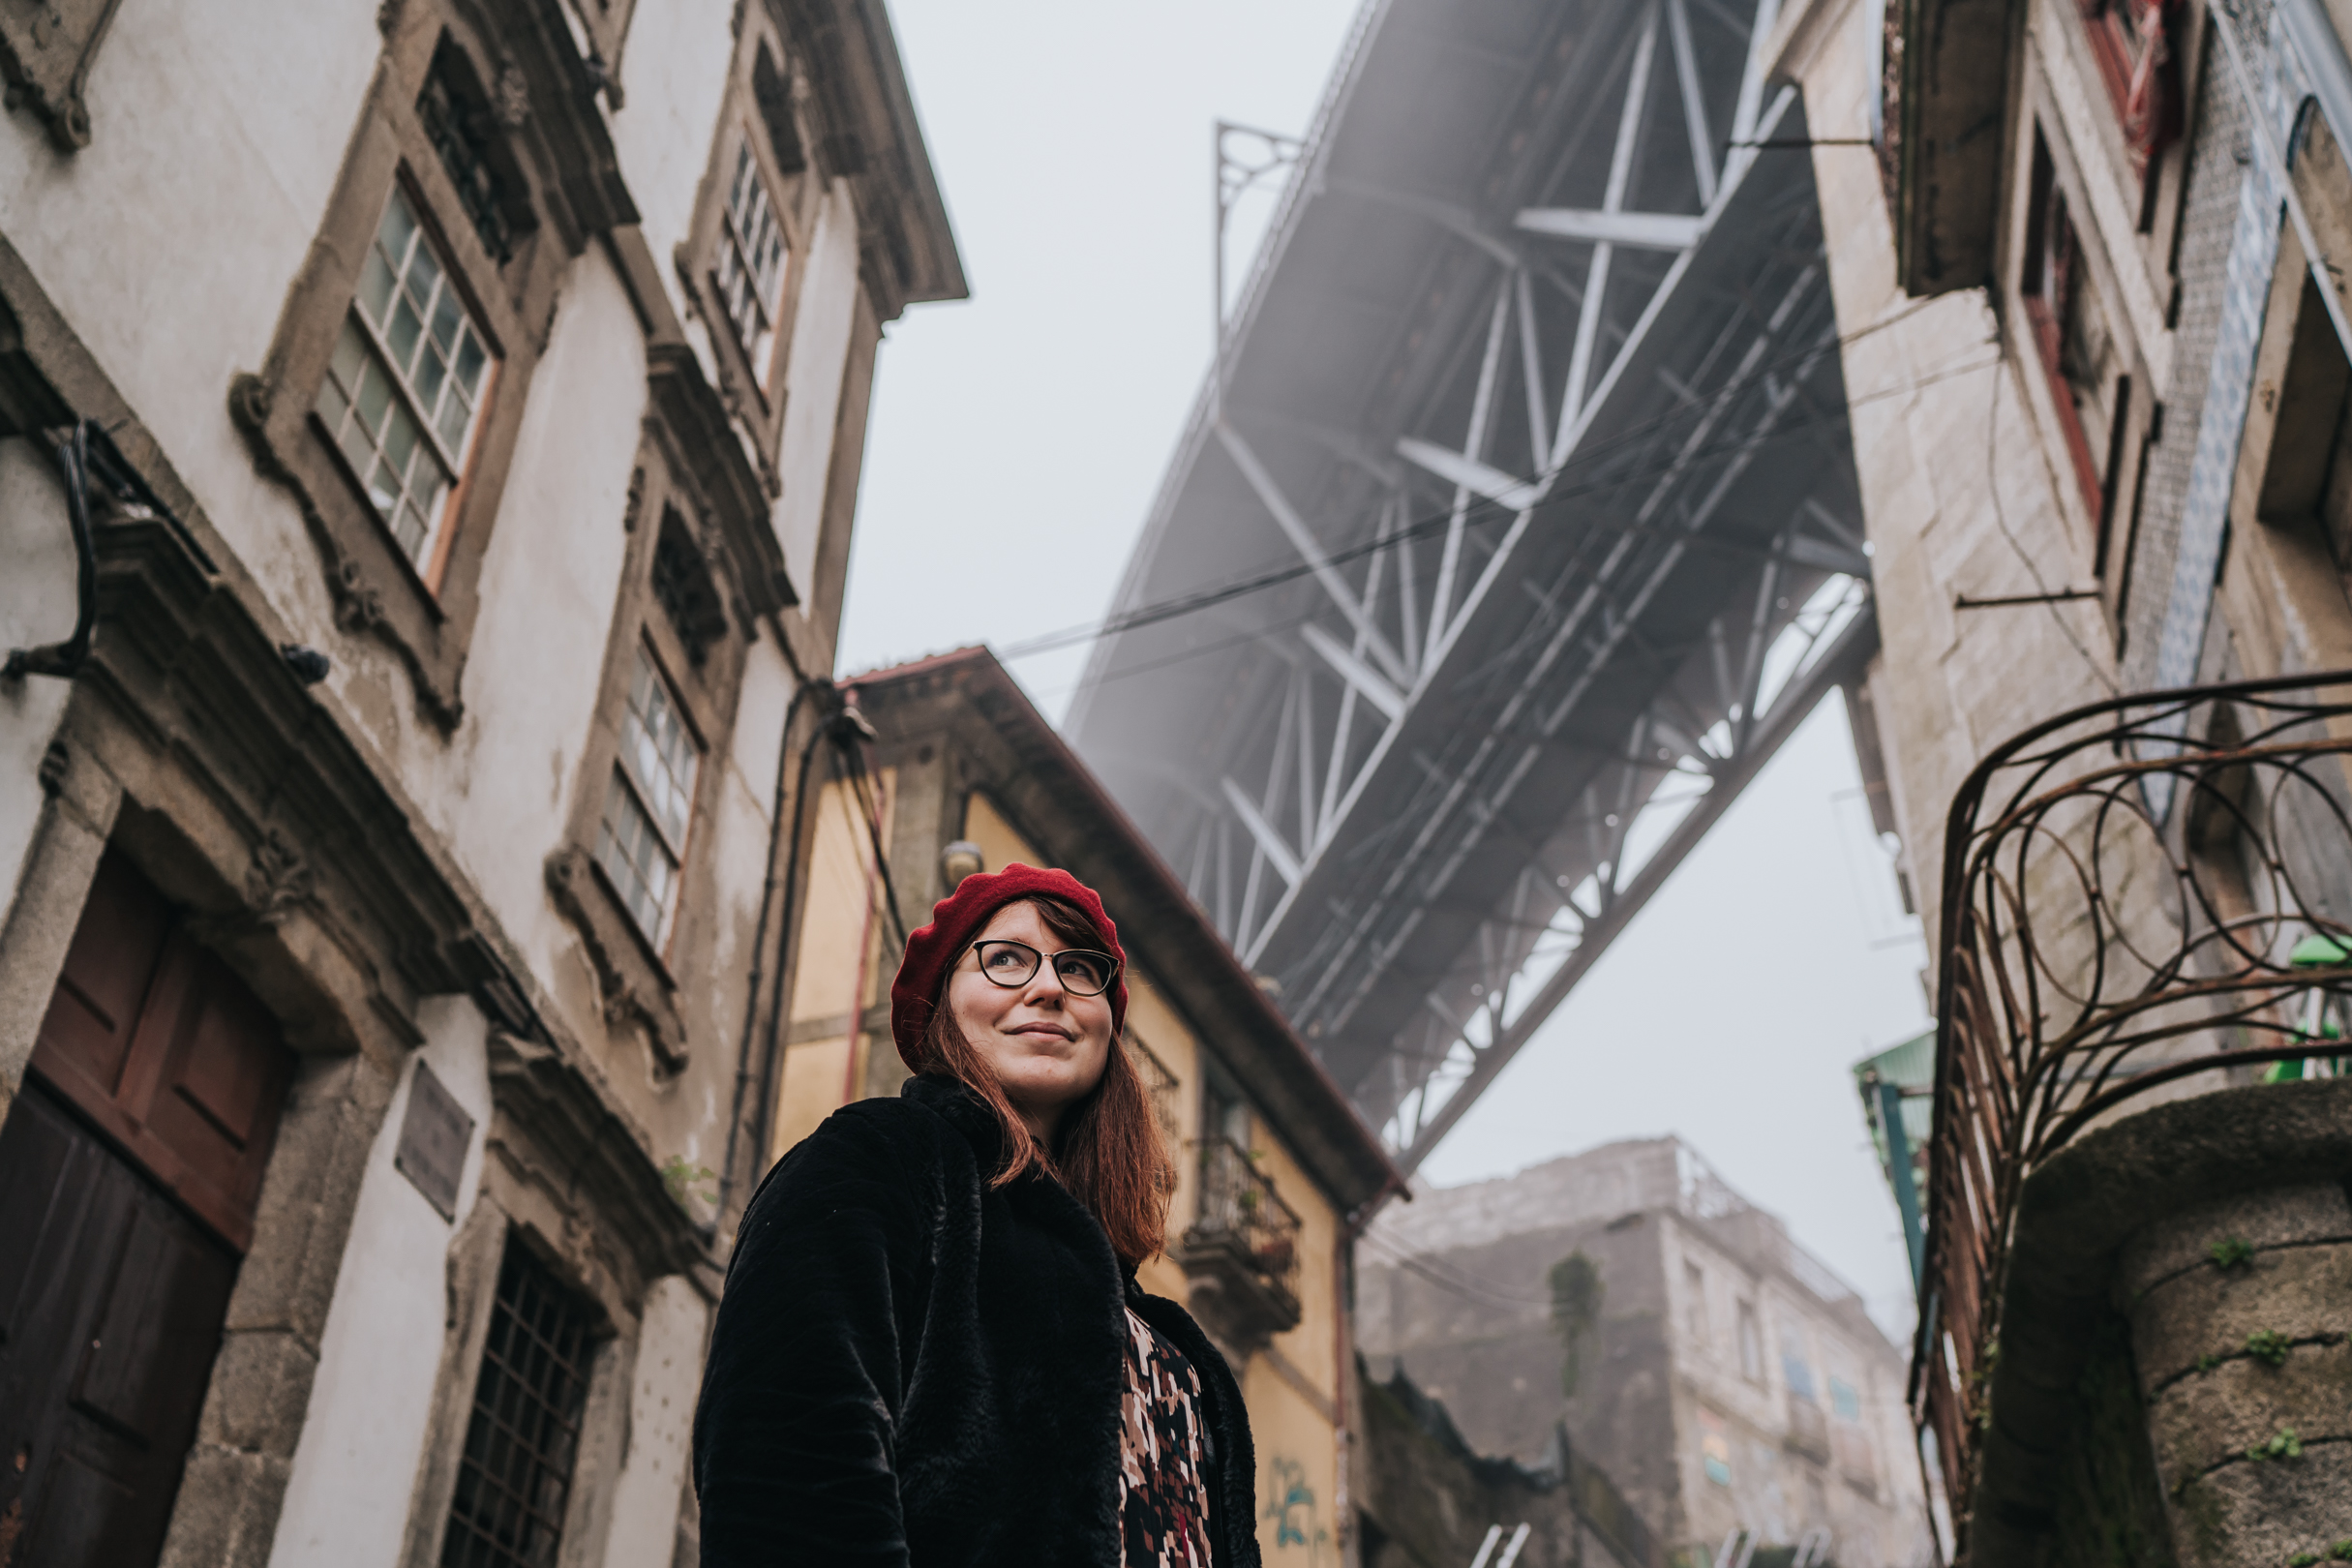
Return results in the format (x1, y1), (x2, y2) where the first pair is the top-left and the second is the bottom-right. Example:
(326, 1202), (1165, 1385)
(945, 900), (1114, 1143)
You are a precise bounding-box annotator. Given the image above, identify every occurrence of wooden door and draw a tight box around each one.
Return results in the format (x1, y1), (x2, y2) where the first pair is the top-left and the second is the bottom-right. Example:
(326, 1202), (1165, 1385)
(0, 853), (293, 1568)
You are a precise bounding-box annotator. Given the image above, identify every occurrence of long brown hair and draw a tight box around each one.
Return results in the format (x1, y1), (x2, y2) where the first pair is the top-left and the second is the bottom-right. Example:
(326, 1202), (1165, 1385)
(921, 894), (1174, 1269)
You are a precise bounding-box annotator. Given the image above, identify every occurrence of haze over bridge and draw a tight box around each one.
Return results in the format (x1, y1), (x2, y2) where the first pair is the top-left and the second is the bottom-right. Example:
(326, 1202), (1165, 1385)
(1067, 0), (1878, 1169)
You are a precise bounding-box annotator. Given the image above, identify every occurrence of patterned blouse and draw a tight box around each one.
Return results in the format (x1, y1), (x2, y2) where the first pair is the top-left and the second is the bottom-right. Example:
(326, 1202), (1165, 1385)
(1117, 1306), (1215, 1568)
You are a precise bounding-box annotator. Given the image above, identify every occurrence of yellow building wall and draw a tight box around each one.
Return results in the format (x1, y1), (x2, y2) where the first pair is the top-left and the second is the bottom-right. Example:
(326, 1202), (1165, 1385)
(1246, 1355), (1344, 1568)
(1251, 1129), (1342, 1418)
(771, 769), (895, 1161)
(957, 791), (1347, 1560)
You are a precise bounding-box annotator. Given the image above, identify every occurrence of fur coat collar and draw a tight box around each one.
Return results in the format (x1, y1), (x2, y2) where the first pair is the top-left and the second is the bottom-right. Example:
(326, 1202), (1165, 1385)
(694, 1074), (1261, 1567)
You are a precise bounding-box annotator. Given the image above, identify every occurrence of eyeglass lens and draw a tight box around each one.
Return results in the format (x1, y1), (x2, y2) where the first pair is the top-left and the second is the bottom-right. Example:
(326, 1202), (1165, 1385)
(973, 940), (1117, 995)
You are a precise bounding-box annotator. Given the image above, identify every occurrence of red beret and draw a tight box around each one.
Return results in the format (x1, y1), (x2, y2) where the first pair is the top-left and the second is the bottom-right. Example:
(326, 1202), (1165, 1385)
(890, 863), (1129, 1070)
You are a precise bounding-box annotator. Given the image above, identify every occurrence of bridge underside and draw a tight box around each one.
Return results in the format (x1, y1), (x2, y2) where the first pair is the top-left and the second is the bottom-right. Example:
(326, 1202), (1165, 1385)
(1068, 0), (1876, 1166)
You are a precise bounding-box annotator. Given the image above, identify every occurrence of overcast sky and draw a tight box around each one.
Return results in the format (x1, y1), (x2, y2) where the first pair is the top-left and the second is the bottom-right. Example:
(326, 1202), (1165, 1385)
(838, 0), (1934, 1342)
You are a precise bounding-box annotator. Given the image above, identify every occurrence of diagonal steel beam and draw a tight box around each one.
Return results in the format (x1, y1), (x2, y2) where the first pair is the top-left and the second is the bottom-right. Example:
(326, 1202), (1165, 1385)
(1392, 599), (1878, 1167)
(1217, 421), (1414, 686)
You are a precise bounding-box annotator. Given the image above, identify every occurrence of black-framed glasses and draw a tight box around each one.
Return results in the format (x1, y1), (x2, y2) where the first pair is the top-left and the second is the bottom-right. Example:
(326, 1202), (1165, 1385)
(968, 939), (1121, 997)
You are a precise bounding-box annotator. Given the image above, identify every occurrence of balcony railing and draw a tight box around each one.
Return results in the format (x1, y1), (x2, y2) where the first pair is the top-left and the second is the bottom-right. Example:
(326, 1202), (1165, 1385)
(1914, 670), (2352, 1536)
(1176, 1134), (1304, 1347)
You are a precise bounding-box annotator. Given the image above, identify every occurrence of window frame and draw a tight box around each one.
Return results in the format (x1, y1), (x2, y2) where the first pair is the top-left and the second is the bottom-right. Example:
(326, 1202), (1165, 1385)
(715, 132), (794, 389)
(2071, 0), (2184, 191)
(440, 1238), (601, 1568)
(2020, 123), (2139, 562)
(593, 639), (707, 952)
(313, 176), (501, 588)
(228, 4), (630, 733)
(546, 432), (757, 1077)
(679, 18), (819, 482)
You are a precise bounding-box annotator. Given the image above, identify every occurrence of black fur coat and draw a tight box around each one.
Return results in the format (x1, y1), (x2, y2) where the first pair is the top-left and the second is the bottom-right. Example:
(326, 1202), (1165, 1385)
(694, 1074), (1262, 1567)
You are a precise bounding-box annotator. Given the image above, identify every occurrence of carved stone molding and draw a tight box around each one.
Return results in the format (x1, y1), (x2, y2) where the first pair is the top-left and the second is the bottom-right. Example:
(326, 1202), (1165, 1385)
(0, 0), (126, 150)
(243, 827), (317, 927)
(226, 372), (463, 731)
(543, 844), (688, 1074)
(647, 344), (797, 615)
(486, 1026), (706, 1289)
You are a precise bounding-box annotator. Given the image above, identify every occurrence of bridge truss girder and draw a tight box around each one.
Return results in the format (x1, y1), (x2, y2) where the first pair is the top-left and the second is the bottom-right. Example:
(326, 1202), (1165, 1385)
(1070, 0), (1876, 1166)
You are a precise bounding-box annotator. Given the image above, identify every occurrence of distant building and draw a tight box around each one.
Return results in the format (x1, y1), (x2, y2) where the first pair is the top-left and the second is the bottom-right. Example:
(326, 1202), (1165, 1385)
(775, 647), (1403, 1568)
(1356, 1139), (1932, 1567)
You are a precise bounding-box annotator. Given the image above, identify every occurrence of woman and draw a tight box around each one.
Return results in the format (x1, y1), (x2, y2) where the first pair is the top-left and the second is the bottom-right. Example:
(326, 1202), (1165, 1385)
(694, 863), (1261, 1568)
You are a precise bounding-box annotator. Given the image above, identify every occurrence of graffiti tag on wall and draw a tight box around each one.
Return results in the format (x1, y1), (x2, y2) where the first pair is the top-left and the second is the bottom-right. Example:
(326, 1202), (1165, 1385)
(1262, 1456), (1332, 1565)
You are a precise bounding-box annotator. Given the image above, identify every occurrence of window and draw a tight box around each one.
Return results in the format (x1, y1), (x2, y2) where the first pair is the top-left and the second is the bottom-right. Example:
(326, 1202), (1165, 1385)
(442, 1242), (597, 1568)
(650, 510), (729, 665)
(1736, 1300), (1764, 1381)
(2074, 0), (2182, 188)
(715, 136), (789, 386)
(2024, 132), (2131, 543)
(1700, 1408), (1734, 1487)
(596, 647), (701, 945)
(314, 183), (496, 577)
(1827, 1373), (1879, 1482)
(1130, 1031), (1184, 1150)
(417, 38), (518, 263)
(1780, 1320), (1819, 1402)
(1683, 1262), (1709, 1344)
(235, 11), (615, 731)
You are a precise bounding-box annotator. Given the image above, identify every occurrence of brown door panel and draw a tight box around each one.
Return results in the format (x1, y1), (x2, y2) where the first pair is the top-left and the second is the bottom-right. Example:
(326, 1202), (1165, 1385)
(0, 1085), (237, 1568)
(32, 854), (173, 1112)
(29, 857), (291, 1252)
(128, 934), (288, 1248)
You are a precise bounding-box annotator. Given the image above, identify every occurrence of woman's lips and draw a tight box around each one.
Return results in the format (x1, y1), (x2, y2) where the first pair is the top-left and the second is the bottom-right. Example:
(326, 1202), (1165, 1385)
(1009, 1023), (1073, 1040)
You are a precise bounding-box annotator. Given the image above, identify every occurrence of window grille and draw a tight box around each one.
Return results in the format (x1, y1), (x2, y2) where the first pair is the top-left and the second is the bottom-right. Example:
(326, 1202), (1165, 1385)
(442, 1242), (597, 1568)
(650, 512), (728, 665)
(596, 648), (701, 943)
(713, 137), (788, 384)
(417, 41), (516, 263)
(1779, 1320), (1819, 1402)
(1127, 1031), (1183, 1149)
(314, 184), (495, 570)
(1682, 1261), (1708, 1343)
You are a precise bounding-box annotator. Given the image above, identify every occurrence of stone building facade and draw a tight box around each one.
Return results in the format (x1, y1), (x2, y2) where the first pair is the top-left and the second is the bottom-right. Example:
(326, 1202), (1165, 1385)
(1356, 1140), (1931, 1567)
(0, 4), (959, 1565)
(772, 647), (1405, 1568)
(1760, 0), (2352, 1552)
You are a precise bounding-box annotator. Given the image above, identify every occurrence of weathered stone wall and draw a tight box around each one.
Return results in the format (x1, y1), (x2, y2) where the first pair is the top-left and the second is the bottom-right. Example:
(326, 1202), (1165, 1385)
(2120, 1182), (2352, 1564)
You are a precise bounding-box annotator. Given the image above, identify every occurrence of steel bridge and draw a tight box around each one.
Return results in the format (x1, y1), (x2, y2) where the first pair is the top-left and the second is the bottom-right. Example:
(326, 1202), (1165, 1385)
(1066, 0), (1877, 1169)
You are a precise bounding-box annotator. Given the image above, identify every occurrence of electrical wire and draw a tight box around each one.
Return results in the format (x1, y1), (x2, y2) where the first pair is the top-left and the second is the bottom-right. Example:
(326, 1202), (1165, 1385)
(997, 298), (1989, 672)
(1981, 358), (2121, 697)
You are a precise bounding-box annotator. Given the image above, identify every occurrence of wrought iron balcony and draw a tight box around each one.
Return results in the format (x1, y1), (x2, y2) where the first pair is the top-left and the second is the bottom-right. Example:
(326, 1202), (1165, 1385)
(1912, 671), (2352, 1538)
(1176, 1134), (1304, 1349)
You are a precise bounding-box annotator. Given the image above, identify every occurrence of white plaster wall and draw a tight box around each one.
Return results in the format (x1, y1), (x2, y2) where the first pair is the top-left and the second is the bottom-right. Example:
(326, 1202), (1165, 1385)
(608, 0), (738, 279)
(0, 438), (75, 917)
(597, 1274), (709, 1568)
(730, 636), (793, 814)
(266, 995), (494, 1568)
(771, 179), (861, 596)
(429, 247), (645, 986)
(0, 0), (377, 622)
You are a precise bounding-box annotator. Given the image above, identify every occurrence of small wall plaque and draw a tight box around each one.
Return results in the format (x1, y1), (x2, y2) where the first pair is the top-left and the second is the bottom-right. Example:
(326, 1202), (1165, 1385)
(395, 1061), (475, 1221)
